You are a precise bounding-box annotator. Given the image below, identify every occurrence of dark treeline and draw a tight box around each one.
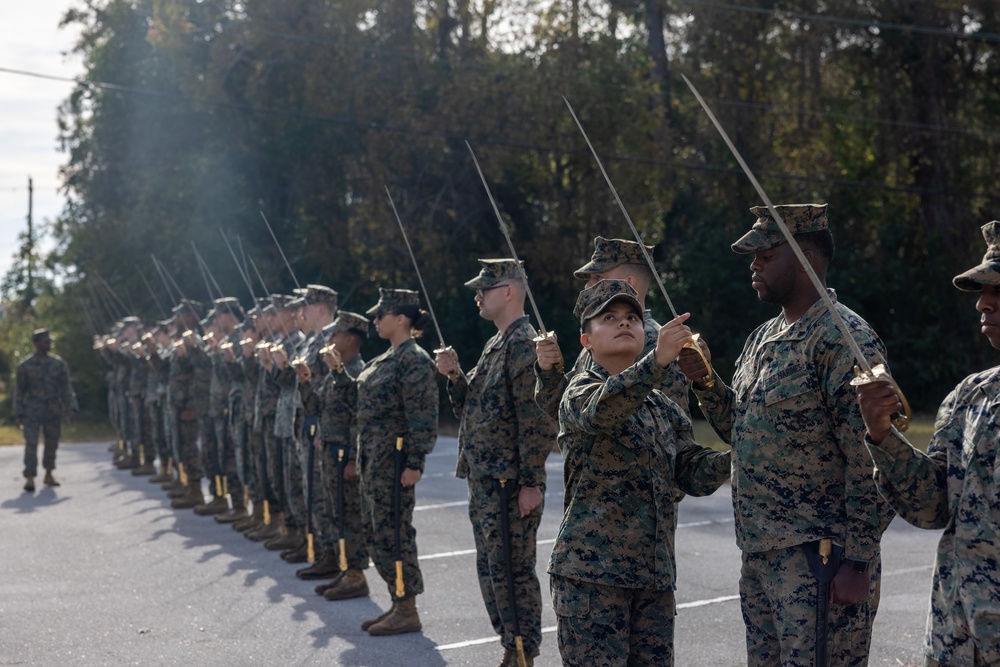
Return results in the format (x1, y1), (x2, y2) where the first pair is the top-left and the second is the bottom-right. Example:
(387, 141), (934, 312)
(6, 0), (1000, 417)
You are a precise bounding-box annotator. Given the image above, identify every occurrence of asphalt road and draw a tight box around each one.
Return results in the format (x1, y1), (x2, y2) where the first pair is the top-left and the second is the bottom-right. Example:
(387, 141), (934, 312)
(1, 438), (936, 666)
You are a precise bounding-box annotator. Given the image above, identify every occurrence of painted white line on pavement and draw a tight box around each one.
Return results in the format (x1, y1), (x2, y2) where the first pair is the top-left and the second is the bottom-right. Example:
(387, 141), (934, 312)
(420, 538), (557, 561)
(883, 565), (933, 577)
(678, 594), (741, 609)
(414, 500), (468, 511)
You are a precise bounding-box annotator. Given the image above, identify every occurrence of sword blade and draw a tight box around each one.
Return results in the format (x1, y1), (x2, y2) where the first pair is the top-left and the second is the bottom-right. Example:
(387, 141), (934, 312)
(384, 185), (448, 351)
(465, 141), (548, 334)
(682, 74), (872, 373)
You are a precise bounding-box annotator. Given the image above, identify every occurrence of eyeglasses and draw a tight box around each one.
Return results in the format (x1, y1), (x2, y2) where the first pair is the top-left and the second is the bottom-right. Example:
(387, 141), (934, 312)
(475, 283), (510, 298)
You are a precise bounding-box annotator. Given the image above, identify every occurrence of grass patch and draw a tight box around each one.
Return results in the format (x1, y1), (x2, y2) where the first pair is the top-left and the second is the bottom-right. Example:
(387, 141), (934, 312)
(0, 420), (117, 447)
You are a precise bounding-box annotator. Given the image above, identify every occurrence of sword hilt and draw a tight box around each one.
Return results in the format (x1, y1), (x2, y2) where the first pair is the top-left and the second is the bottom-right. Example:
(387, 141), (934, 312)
(683, 334), (715, 389)
(850, 364), (912, 432)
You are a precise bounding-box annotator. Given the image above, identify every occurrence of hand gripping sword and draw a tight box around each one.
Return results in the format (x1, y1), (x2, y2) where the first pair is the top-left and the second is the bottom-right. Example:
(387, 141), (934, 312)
(465, 142), (555, 345)
(563, 96), (715, 388)
(383, 186), (458, 380)
(681, 74), (911, 431)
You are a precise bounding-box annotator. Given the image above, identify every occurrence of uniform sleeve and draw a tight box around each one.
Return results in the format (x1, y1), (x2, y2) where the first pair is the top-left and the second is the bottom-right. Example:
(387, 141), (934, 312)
(400, 352), (439, 472)
(13, 362), (25, 418)
(324, 372), (360, 462)
(672, 410), (731, 497)
(824, 339), (895, 561)
(692, 378), (736, 444)
(61, 360), (78, 413)
(446, 372), (469, 418)
(864, 389), (958, 530)
(509, 339), (556, 488)
(533, 364), (566, 421)
(561, 351), (666, 437)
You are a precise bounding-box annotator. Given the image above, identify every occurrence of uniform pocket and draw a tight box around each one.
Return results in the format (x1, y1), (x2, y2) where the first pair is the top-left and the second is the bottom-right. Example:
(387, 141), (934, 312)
(552, 582), (590, 618)
(763, 369), (815, 407)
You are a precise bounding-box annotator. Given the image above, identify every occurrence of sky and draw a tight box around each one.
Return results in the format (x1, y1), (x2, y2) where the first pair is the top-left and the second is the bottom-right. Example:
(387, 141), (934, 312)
(0, 1), (84, 280)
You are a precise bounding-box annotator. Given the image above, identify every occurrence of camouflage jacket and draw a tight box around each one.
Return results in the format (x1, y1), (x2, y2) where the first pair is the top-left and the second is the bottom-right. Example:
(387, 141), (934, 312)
(318, 354), (365, 460)
(356, 338), (438, 473)
(297, 332), (326, 418)
(167, 346), (195, 413)
(188, 344), (213, 421)
(209, 348), (230, 420)
(548, 351), (730, 590)
(448, 316), (556, 486)
(865, 364), (1000, 664)
(695, 290), (894, 561)
(274, 331), (305, 439)
(128, 353), (147, 401)
(13, 354), (78, 420)
(535, 310), (692, 421)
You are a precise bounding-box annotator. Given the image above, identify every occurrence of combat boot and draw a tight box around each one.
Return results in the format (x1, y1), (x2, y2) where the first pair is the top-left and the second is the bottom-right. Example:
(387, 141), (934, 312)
(170, 480), (205, 509)
(367, 597), (421, 636)
(43, 471), (60, 487)
(149, 463), (173, 484)
(247, 511), (283, 542)
(265, 525), (304, 552)
(215, 503), (248, 524)
(193, 495), (229, 516)
(131, 460), (156, 476)
(281, 543), (309, 563)
(233, 502), (263, 532)
(314, 572), (345, 596)
(23, 477), (35, 493)
(115, 454), (139, 470)
(360, 603), (394, 631)
(323, 569), (369, 601)
(497, 648), (534, 667)
(296, 551), (341, 580)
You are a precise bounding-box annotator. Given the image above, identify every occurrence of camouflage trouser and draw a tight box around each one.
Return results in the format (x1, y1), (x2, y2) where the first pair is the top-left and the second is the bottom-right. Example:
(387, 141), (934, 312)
(147, 401), (169, 465)
(22, 415), (61, 478)
(176, 409), (202, 480)
(550, 574), (675, 666)
(136, 400), (154, 463)
(213, 415), (241, 501)
(199, 414), (221, 489)
(246, 426), (266, 502)
(316, 443), (367, 568)
(360, 453), (423, 600)
(263, 417), (285, 512)
(280, 436), (307, 530)
(468, 478), (544, 657)
(741, 545), (881, 667)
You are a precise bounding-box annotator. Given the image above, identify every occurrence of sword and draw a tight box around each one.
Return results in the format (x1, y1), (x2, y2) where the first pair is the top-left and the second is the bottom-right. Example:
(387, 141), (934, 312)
(337, 447), (348, 572)
(682, 74), (911, 430)
(563, 96), (715, 388)
(383, 186), (454, 367)
(465, 141), (551, 337)
(304, 418), (319, 563)
(260, 210), (301, 290)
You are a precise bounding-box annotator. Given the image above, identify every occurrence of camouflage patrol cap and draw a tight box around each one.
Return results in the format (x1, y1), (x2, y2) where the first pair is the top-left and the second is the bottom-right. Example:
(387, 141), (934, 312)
(322, 311), (370, 340)
(171, 298), (204, 317)
(574, 279), (643, 324)
(732, 204), (829, 254)
(464, 259), (524, 289)
(208, 297), (244, 322)
(121, 316), (142, 327)
(365, 287), (421, 317)
(574, 237), (655, 279)
(289, 284), (339, 308)
(32, 328), (51, 342)
(269, 294), (296, 310)
(953, 221), (1000, 291)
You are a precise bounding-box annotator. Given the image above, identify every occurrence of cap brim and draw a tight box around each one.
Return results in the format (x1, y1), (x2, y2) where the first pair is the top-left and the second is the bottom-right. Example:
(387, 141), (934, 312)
(731, 230), (785, 254)
(953, 262), (1000, 291)
(580, 293), (643, 324)
(573, 259), (614, 279)
(464, 275), (494, 289)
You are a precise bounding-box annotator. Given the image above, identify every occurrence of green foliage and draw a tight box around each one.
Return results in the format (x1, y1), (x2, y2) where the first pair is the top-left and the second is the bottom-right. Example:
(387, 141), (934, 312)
(6, 0), (998, 416)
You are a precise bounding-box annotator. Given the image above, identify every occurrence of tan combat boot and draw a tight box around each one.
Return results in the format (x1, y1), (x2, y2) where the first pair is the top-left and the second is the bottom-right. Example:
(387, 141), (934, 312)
(43, 471), (60, 487)
(149, 461), (173, 484)
(367, 597), (421, 636)
(265, 524), (304, 551)
(233, 501), (263, 532)
(23, 477), (35, 493)
(323, 569), (369, 601)
(360, 603), (394, 632)
(194, 495), (229, 516)
(497, 648), (534, 667)
(247, 511), (283, 542)
(131, 460), (157, 476)
(170, 480), (205, 509)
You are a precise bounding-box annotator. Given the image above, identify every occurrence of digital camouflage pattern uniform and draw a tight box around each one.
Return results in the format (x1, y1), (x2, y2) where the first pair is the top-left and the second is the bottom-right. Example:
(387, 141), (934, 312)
(448, 260), (557, 659)
(275, 327), (307, 530)
(695, 205), (894, 667)
(864, 221), (1000, 667)
(534, 236), (691, 421)
(549, 281), (730, 667)
(357, 288), (439, 601)
(167, 301), (204, 484)
(14, 331), (78, 480)
(315, 314), (369, 570)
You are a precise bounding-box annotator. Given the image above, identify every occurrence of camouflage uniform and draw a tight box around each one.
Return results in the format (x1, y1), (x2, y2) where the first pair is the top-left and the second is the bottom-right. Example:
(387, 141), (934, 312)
(316, 347), (368, 568)
(128, 348), (154, 464)
(864, 222), (1000, 667)
(14, 334), (78, 479)
(534, 237), (692, 421)
(696, 205), (894, 666)
(448, 260), (557, 659)
(189, 341), (219, 487)
(549, 281), (730, 667)
(275, 329), (307, 529)
(167, 301), (205, 482)
(144, 337), (170, 470)
(357, 288), (439, 601)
